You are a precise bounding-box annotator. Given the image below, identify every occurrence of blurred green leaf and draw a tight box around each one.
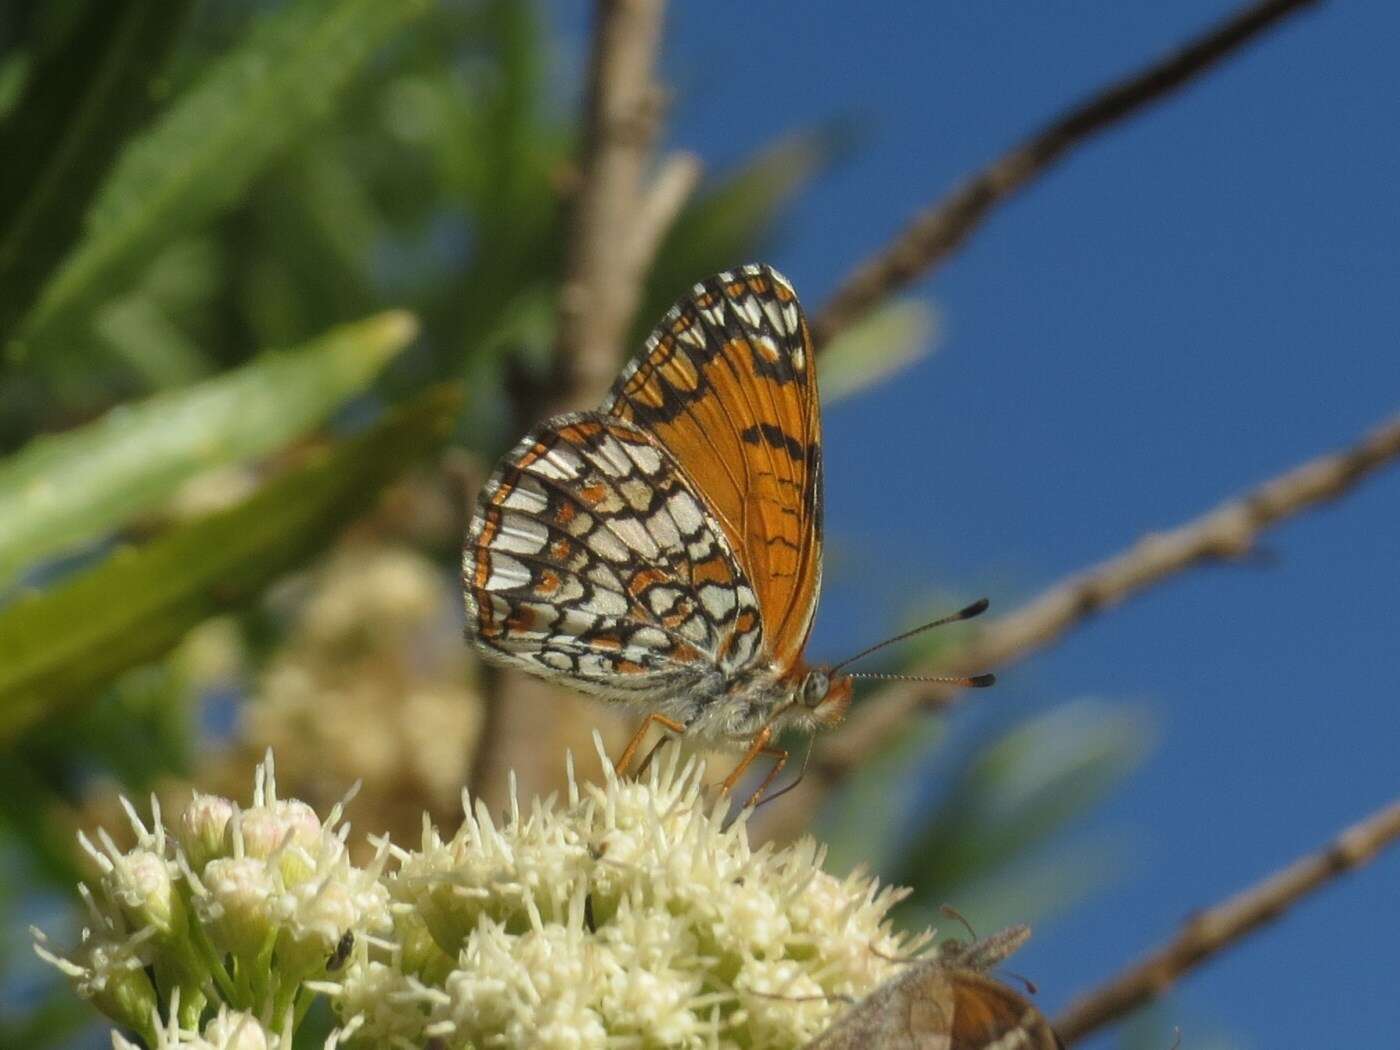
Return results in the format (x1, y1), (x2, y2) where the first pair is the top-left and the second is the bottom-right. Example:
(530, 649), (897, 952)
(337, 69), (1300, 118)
(0, 983), (94, 1048)
(0, 311), (418, 588)
(0, 0), (194, 342)
(900, 834), (1130, 936)
(0, 752), (85, 887)
(817, 717), (947, 877)
(819, 298), (939, 404)
(0, 384), (460, 745)
(891, 700), (1152, 909)
(14, 0), (433, 356)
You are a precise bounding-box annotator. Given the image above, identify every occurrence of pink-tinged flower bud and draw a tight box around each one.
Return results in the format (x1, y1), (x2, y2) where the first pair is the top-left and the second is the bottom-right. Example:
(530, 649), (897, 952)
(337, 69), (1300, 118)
(231, 799), (322, 862)
(180, 792), (236, 870)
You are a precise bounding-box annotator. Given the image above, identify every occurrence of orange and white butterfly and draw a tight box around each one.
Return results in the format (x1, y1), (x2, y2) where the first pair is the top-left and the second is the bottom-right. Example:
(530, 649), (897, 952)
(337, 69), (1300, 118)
(462, 264), (990, 803)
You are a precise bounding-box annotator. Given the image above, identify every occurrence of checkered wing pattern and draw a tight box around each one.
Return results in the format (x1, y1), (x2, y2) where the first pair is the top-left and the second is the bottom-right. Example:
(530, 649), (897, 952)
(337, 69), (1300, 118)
(463, 413), (765, 699)
(602, 264), (824, 669)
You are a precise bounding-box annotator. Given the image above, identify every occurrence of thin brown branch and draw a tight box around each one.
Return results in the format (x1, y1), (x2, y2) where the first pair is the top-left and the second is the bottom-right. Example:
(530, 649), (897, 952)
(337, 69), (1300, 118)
(1054, 796), (1400, 1042)
(554, 0), (670, 411)
(759, 411), (1400, 842)
(810, 0), (1323, 347)
(475, 0), (683, 811)
(629, 150), (702, 285)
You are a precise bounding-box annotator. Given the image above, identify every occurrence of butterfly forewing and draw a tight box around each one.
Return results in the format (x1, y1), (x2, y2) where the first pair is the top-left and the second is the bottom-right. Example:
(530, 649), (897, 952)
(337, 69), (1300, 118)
(463, 412), (765, 701)
(602, 264), (824, 669)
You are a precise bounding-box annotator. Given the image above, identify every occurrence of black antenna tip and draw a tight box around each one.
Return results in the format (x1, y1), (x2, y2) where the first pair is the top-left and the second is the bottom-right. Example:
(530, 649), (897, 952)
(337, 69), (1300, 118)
(967, 672), (997, 688)
(960, 597), (991, 620)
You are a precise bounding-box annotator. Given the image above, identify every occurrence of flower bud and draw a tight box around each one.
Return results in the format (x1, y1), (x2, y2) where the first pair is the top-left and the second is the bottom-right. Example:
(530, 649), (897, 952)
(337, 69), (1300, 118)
(180, 792), (236, 870)
(107, 849), (182, 939)
(201, 857), (275, 961)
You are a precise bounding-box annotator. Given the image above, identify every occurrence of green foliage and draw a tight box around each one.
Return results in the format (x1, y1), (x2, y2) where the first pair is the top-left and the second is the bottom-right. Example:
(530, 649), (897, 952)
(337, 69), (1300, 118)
(0, 0), (195, 340)
(819, 297), (939, 404)
(14, 0), (432, 358)
(889, 701), (1151, 910)
(819, 699), (1150, 936)
(0, 311), (416, 587)
(0, 385), (458, 745)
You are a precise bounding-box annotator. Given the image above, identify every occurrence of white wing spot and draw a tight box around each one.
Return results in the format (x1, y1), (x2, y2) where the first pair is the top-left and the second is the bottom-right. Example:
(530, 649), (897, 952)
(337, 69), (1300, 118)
(611, 517), (659, 560)
(500, 475), (548, 513)
(484, 553), (530, 591)
(735, 295), (763, 327)
(633, 627), (670, 649)
(647, 587), (683, 617)
(534, 444), (583, 480)
(623, 440), (663, 476)
(699, 585), (737, 621)
(668, 493), (705, 535)
(587, 527), (628, 563)
(644, 507), (680, 549)
(583, 588), (628, 617)
(761, 296), (789, 334)
(493, 513), (549, 554)
(620, 478), (655, 512)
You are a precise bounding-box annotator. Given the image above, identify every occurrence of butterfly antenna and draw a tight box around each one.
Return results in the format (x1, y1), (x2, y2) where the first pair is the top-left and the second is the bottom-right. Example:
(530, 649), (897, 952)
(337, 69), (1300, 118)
(830, 598), (992, 675)
(939, 903), (978, 942)
(1001, 968), (1039, 996)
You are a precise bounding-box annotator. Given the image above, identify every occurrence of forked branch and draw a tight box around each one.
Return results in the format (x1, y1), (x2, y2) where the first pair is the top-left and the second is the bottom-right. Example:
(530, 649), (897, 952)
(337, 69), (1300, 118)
(811, 0), (1323, 346)
(1054, 796), (1400, 1041)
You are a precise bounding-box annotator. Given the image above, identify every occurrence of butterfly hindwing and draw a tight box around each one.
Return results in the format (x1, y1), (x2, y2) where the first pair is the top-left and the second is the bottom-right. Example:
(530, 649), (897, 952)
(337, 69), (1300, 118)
(463, 413), (765, 704)
(602, 264), (824, 670)
(801, 964), (1062, 1050)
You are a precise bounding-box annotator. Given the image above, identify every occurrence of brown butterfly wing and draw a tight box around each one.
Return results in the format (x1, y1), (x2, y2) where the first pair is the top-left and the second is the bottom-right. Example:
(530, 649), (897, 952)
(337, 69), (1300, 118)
(947, 971), (1064, 1050)
(801, 965), (956, 1050)
(602, 264), (823, 670)
(801, 965), (1063, 1050)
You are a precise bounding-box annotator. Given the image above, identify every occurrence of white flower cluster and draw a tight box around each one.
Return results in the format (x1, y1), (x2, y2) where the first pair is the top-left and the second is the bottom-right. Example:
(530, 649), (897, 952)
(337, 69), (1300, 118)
(34, 754), (391, 1049)
(37, 744), (930, 1050)
(319, 738), (928, 1049)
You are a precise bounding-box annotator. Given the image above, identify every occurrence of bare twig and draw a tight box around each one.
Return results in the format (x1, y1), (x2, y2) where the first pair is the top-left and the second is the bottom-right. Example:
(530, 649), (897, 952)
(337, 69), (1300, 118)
(475, 0), (685, 809)
(1054, 796), (1400, 1042)
(553, 0), (670, 410)
(810, 0), (1323, 346)
(628, 150), (702, 287)
(759, 412), (1400, 841)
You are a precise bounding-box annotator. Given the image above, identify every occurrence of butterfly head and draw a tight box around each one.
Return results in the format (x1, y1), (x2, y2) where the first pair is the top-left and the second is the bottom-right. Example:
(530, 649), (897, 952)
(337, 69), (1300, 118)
(796, 667), (853, 730)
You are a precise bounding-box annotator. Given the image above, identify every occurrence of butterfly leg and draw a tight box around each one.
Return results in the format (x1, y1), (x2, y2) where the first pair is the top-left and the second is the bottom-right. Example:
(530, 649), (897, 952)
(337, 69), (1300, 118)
(740, 745), (789, 810)
(613, 713), (687, 779)
(719, 725), (790, 808)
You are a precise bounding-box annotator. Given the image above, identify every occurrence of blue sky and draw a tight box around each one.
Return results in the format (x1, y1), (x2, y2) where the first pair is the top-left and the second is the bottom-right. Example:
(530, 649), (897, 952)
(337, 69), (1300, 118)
(556, 2), (1400, 1045)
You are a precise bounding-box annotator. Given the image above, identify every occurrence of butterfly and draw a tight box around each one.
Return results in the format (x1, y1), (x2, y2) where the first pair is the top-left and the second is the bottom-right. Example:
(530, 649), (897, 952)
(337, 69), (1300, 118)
(462, 264), (991, 805)
(802, 925), (1064, 1050)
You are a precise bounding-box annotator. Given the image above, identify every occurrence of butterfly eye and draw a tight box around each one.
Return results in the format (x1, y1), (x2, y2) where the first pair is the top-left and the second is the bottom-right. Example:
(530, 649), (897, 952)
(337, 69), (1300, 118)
(802, 671), (829, 707)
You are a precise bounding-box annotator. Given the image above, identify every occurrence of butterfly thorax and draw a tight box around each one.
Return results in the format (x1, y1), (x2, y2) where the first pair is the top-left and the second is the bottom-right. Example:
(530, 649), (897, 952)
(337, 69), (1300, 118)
(677, 662), (852, 749)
